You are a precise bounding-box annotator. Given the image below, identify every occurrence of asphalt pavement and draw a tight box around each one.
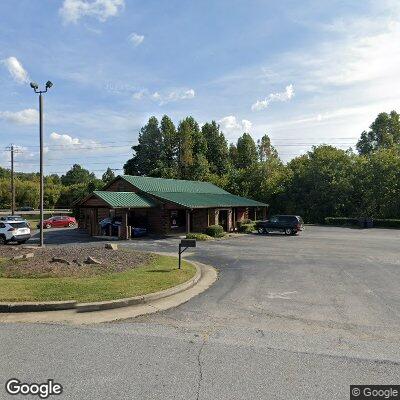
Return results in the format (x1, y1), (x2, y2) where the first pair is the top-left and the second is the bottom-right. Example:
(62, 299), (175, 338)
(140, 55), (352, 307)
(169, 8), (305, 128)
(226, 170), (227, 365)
(1, 226), (400, 399)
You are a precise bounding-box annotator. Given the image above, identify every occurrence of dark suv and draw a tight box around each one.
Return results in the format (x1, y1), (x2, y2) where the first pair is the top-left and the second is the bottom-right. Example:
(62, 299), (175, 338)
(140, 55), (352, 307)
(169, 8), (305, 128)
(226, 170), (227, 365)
(256, 215), (304, 235)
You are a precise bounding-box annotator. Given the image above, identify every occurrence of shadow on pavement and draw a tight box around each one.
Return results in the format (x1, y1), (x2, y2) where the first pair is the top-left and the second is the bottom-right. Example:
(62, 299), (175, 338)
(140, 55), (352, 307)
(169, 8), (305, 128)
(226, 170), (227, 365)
(29, 228), (107, 245)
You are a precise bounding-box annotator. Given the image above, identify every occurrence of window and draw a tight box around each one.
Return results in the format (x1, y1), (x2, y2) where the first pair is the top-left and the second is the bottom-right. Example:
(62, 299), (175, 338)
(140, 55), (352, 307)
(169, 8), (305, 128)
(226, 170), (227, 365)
(9, 222), (28, 229)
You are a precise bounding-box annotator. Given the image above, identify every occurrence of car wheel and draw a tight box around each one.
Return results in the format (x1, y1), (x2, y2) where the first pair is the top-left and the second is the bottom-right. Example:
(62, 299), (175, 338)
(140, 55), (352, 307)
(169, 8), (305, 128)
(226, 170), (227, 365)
(68, 222), (74, 227)
(257, 227), (264, 234)
(284, 228), (292, 235)
(0, 235), (8, 245)
(46, 223), (52, 229)
(290, 229), (297, 235)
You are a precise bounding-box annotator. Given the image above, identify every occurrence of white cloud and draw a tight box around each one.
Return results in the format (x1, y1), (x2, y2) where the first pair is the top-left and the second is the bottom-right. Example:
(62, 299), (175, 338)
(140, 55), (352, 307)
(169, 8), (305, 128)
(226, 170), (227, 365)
(0, 109), (38, 125)
(251, 84), (295, 111)
(50, 131), (102, 150)
(128, 32), (144, 47)
(1, 57), (29, 84)
(218, 116), (253, 140)
(50, 132), (81, 146)
(133, 88), (196, 105)
(59, 0), (124, 24)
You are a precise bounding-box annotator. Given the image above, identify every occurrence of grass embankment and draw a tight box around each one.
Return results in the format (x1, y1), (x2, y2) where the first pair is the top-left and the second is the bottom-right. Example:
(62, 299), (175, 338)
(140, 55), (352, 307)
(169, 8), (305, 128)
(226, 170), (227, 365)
(0, 255), (196, 303)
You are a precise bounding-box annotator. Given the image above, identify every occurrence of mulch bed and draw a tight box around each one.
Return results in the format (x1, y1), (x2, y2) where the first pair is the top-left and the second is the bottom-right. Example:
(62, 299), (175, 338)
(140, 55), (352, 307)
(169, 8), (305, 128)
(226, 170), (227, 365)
(0, 245), (156, 278)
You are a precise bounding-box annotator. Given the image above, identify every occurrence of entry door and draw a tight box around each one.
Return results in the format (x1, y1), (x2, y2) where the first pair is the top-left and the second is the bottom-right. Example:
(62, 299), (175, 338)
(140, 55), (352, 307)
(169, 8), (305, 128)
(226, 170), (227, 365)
(219, 210), (228, 231)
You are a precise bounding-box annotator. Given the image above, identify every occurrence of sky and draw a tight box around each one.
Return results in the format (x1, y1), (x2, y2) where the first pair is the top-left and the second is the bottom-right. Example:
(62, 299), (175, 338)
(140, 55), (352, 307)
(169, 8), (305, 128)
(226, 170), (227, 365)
(1, 0), (400, 176)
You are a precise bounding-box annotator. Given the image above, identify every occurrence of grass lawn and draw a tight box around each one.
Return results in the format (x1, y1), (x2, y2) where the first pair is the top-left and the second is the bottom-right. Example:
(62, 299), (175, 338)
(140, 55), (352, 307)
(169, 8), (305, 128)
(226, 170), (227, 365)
(0, 255), (196, 303)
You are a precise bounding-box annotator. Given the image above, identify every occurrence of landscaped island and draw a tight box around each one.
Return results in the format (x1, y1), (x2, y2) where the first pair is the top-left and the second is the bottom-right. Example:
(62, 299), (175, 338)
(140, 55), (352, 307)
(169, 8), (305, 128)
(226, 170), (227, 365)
(0, 245), (196, 303)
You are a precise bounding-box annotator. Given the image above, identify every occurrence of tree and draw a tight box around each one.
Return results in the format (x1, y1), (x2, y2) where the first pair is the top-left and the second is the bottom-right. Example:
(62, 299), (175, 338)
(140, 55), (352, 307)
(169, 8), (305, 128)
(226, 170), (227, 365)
(257, 134), (278, 162)
(202, 121), (230, 174)
(177, 117), (195, 179)
(102, 167), (115, 184)
(284, 146), (355, 222)
(124, 116), (163, 176)
(356, 111), (400, 155)
(228, 143), (238, 168)
(160, 115), (179, 178)
(61, 164), (96, 186)
(236, 133), (258, 169)
(190, 154), (210, 181)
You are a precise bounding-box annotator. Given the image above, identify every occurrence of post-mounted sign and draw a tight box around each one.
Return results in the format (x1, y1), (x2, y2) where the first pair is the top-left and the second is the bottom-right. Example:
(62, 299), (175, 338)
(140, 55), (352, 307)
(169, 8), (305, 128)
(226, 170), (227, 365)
(178, 239), (197, 269)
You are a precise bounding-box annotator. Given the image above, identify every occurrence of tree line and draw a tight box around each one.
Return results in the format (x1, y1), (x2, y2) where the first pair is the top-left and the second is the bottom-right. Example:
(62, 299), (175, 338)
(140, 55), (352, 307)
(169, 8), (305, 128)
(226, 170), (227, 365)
(0, 165), (115, 210)
(1, 110), (400, 222)
(124, 112), (400, 222)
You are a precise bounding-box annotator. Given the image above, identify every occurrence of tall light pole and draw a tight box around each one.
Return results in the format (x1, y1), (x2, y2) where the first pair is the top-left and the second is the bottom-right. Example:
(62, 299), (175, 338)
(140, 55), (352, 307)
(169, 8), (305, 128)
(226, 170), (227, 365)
(30, 80), (53, 247)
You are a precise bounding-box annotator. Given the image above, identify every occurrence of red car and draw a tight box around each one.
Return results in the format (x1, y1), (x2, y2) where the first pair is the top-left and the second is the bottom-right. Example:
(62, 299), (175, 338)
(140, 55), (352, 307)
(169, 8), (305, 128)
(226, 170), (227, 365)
(38, 216), (77, 229)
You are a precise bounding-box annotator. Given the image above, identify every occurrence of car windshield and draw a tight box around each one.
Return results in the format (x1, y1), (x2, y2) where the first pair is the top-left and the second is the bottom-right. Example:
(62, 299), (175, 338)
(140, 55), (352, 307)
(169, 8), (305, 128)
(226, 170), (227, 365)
(9, 222), (29, 228)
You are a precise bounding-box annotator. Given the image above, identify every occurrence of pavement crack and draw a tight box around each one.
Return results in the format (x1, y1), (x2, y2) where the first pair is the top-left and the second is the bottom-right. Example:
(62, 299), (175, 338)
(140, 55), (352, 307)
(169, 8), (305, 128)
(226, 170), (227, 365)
(195, 336), (207, 400)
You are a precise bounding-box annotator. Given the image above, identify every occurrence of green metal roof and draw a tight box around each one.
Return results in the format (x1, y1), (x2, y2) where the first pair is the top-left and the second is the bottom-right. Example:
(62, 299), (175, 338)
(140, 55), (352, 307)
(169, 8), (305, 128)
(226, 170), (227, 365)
(120, 175), (228, 194)
(147, 192), (268, 208)
(93, 191), (156, 208)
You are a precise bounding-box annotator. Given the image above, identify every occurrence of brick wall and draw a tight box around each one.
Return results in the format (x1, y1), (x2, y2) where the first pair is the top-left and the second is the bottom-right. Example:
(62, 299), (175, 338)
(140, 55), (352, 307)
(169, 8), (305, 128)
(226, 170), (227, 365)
(192, 209), (209, 232)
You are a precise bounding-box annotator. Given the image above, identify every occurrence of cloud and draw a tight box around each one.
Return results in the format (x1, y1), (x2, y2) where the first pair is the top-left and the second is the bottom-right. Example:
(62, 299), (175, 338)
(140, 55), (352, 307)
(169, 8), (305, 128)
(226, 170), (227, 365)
(59, 0), (125, 24)
(251, 84), (295, 111)
(50, 131), (101, 150)
(50, 132), (81, 146)
(1, 57), (29, 84)
(132, 88), (196, 105)
(0, 109), (38, 125)
(218, 115), (253, 137)
(128, 32), (144, 47)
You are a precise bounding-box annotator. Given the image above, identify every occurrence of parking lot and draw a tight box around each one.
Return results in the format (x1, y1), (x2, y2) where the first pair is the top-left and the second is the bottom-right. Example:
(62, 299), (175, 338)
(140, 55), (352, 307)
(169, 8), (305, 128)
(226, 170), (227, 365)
(2, 226), (400, 399)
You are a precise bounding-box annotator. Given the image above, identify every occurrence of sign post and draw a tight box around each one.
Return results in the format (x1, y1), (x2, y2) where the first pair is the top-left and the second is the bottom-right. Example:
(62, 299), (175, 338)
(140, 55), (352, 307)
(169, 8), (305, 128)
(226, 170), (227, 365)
(178, 239), (196, 269)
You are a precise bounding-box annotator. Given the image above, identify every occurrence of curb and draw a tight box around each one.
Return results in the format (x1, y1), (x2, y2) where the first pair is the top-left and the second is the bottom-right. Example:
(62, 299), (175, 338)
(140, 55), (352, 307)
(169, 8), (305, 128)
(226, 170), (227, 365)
(0, 301), (76, 313)
(75, 262), (202, 312)
(0, 261), (201, 314)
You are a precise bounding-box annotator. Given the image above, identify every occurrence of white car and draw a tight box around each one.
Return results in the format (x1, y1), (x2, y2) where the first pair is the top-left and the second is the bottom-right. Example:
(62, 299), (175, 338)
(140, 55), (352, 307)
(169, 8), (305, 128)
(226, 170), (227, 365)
(0, 220), (31, 244)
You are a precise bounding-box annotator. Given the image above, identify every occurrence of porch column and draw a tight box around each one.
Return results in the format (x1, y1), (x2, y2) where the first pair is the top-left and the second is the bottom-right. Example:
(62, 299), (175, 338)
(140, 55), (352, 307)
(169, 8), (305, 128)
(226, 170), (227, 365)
(263, 206), (267, 219)
(186, 210), (191, 233)
(228, 209), (233, 232)
(120, 210), (129, 239)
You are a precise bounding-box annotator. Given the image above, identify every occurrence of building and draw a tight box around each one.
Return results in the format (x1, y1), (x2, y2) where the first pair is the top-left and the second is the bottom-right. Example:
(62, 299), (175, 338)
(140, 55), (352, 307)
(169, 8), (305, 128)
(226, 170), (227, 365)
(76, 175), (268, 238)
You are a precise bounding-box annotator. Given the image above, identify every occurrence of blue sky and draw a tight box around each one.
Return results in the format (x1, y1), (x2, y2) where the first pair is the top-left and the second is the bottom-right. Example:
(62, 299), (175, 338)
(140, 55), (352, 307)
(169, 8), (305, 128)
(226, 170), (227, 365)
(1, 0), (400, 175)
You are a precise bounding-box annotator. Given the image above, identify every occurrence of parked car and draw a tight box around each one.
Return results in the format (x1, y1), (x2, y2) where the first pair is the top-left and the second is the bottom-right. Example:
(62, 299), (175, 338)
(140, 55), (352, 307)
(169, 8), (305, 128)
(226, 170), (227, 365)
(18, 206), (35, 211)
(37, 216), (77, 229)
(0, 215), (24, 222)
(99, 217), (122, 236)
(256, 215), (304, 235)
(0, 220), (31, 244)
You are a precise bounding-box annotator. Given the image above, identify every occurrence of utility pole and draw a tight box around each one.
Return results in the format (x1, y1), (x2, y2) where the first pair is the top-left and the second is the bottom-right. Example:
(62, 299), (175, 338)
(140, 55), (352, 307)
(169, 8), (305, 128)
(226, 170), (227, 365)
(6, 144), (21, 215)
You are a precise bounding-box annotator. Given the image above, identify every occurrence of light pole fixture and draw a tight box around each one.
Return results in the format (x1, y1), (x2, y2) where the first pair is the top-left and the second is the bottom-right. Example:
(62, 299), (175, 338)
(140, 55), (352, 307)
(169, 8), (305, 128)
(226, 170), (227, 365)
(30, 81), (53, 247)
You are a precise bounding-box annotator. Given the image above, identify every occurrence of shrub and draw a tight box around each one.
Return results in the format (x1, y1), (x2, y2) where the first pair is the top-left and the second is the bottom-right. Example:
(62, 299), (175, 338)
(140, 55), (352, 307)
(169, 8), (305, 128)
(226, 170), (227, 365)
(205, 224), (225, 238)
(186, 233), (212, 241)
(238, 223), (255, 233)
(324, 217), (359, 226)
(373, 219), (400, 228)
(325, 217), (400, 229)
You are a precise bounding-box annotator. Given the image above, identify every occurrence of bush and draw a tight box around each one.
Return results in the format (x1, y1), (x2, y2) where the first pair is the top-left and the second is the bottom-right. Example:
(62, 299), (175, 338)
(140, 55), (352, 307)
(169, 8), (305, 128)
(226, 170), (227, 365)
(324, 217), (359, 226)
(205, 224), (225, 238)
(373, 219), (400, 228)
(325, 217), (400, 229)
(186, 233), (212, 241)
(238, 223), (255, 233)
